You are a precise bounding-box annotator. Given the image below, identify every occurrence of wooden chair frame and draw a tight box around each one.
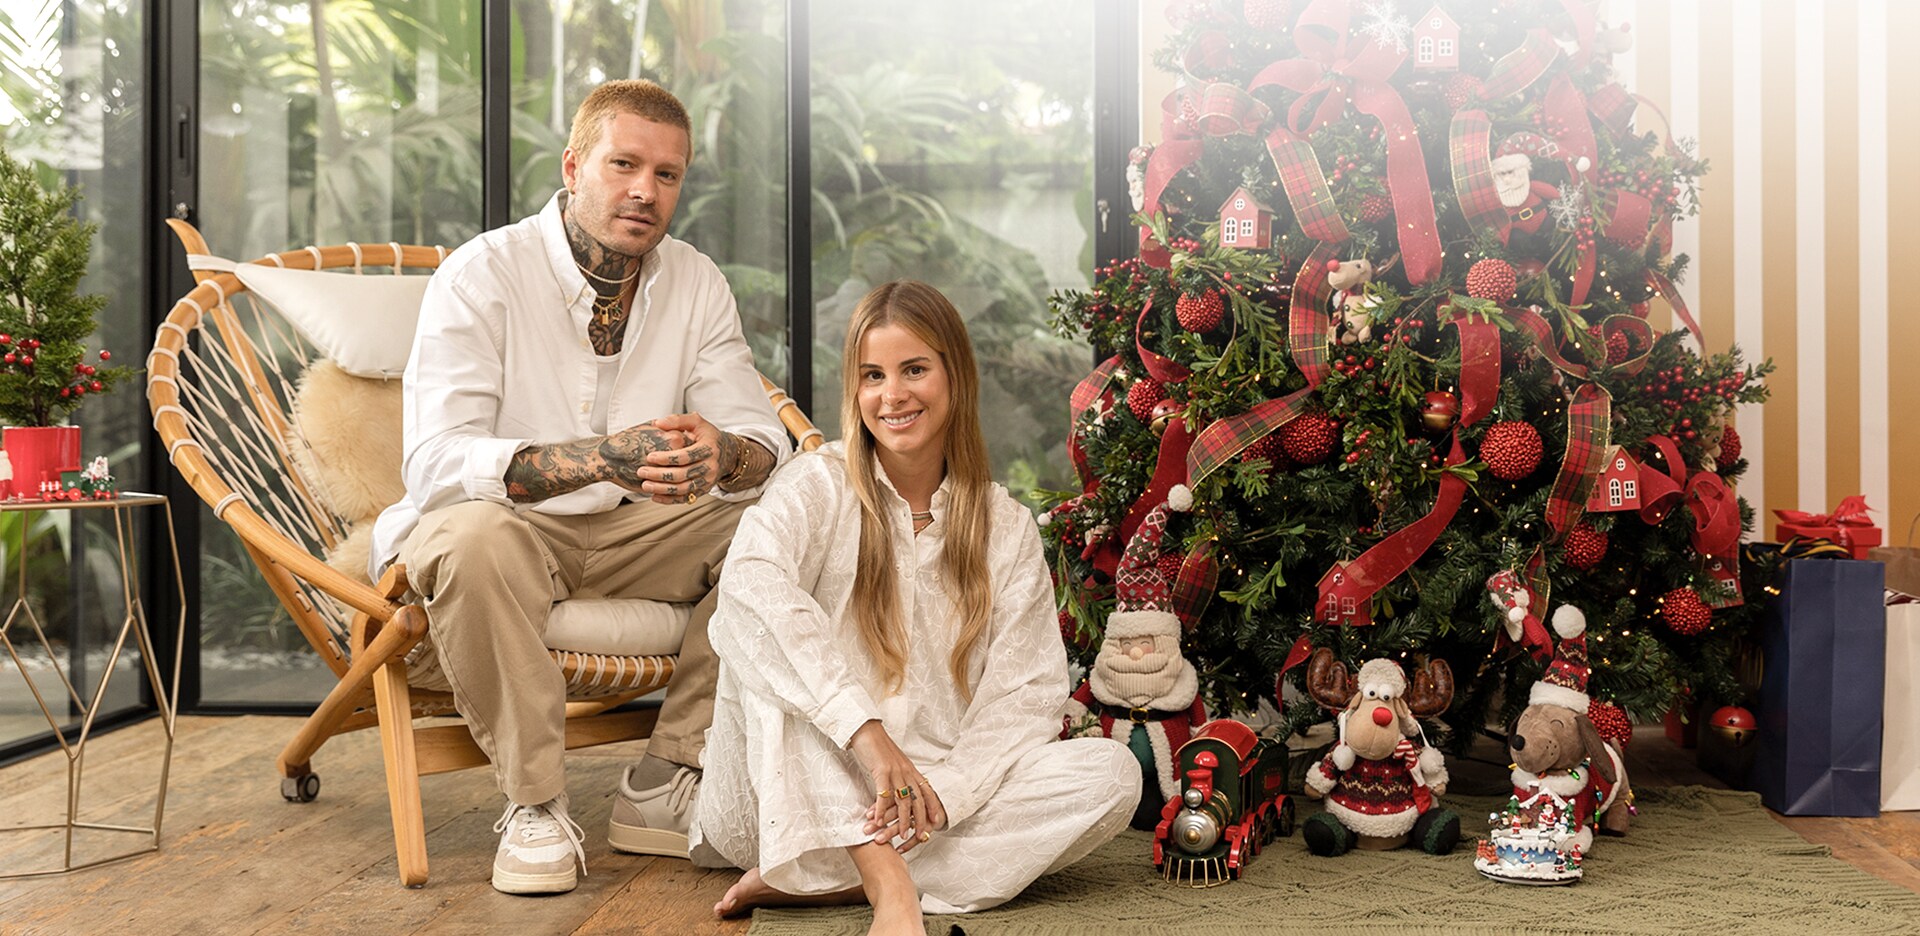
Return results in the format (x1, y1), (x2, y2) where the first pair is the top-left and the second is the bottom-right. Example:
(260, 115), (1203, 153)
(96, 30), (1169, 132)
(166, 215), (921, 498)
(150, 220), (823, 886)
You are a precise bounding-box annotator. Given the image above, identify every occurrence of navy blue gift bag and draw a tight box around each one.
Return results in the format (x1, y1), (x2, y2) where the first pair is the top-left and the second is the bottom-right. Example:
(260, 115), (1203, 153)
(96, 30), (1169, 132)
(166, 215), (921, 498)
(1754, 557), (1886, 816)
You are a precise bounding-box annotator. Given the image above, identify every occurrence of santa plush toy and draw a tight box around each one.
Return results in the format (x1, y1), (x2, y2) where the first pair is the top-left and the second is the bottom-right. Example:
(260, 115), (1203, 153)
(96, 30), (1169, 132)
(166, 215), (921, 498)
(1063, 486), (1207, 829)
(1490, 144), (1562, 241)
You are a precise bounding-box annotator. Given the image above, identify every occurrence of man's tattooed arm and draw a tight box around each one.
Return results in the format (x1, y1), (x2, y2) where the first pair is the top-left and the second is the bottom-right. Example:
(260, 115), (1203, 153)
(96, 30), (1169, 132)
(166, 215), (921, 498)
(716, 432), (778, 493)
(503, 425), (684, 503)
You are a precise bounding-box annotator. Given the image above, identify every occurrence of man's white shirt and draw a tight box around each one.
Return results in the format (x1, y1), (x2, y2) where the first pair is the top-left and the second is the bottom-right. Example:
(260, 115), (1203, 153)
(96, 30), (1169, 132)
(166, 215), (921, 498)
(370, 190), (791, 578)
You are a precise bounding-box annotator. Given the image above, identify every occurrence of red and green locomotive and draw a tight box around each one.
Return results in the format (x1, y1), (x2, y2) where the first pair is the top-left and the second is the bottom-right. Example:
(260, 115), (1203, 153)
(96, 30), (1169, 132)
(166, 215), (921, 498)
(1152, 719), (1294, 886)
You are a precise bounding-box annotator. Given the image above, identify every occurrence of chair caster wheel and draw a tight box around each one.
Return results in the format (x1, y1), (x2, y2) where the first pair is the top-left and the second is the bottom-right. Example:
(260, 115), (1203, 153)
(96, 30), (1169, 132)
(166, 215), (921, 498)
(283, 772), (321, 802)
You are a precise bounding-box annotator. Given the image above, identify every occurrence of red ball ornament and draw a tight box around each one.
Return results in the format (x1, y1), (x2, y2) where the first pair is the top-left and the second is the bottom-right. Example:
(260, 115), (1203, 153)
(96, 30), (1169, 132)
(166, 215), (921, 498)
(1126, 378), (1167, 422)
(1562, 523), (1609, 570)
(1480, 421), (1543, 480)
(1716, 426), (1743, 468)
(1443, 73), (1483, 111)
(1156, 553), (1185, 583)
(1420, 390), (1459, 434)
(0, 334), (11, 345)
(1708, 705), (1757, 747)
(1175, 289), (1225, 332)
(1359, 194), (1393, 224)
(1240, 433), (1289, 471)
(1587, 700), (1634, 748)
(1465, 258), (1518, 303)
(1242, 0), (1292, 31)
(1279, 413), (1340, 465)
(89, 380), (102, 392)
(1661, 587), (1713, 635)
(98, 350), (111, 360)
(19, 355), (32, 367)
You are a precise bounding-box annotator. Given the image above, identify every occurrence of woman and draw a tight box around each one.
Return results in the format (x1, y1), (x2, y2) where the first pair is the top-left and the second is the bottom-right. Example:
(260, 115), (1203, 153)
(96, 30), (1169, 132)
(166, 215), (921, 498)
(691, 281), (1138, 934)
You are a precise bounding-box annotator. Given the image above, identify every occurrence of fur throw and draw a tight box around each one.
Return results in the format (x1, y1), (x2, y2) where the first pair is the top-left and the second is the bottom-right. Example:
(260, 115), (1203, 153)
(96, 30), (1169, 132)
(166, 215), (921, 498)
(289, 359), (404, 585)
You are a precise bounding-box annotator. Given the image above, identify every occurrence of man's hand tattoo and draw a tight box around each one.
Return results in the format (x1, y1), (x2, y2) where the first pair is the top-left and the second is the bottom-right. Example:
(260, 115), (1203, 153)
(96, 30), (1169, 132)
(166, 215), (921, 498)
(504, 426), (681, 503)
(717, 433), (778, 492)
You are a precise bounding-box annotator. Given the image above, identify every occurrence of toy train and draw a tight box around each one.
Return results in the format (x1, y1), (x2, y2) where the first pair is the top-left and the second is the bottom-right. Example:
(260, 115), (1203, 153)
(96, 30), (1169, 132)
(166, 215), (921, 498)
(1153, 719), (1294, 886)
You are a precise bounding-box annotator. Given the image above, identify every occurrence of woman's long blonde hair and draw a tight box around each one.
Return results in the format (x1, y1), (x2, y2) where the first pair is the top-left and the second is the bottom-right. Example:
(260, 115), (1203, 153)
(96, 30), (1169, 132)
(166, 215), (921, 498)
(841, 281), (994, 701)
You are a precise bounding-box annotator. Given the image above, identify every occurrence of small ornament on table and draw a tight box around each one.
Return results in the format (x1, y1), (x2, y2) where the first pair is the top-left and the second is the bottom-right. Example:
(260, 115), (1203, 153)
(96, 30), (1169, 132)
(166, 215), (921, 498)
(78, 455), (116, 499)
(1420, 390), (1459, 434)
(1708, 705), (1756, 747)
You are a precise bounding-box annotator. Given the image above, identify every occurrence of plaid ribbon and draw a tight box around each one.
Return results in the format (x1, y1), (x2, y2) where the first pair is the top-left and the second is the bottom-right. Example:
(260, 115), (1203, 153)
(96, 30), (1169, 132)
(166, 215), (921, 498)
(1479, 28), (1559, 102)
(1181, 29), (1232, 77)
(1135, 296), (1193, 384)
(1595, 314), (1657, 375)
(1450, 111), (1510, 241)
(1267, 128), (1351, 244)
(1646, 270), (1707, 348)
(1544, 383), (1612, 539)
(1186, 243), (1341, 485)
(1068, 354), (1123, 487)
(1197, 82), (1272, 138)
(1172, 538), (1219, 632)
(1588, 83), (1638, 137)
(1555, 0), (1598, 71)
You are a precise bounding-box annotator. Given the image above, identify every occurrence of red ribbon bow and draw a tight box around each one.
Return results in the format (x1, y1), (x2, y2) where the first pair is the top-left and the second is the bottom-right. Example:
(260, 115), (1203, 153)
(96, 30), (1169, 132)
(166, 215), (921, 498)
(1638, 436), (1741, 558)
(1774, 495), (1875, 531)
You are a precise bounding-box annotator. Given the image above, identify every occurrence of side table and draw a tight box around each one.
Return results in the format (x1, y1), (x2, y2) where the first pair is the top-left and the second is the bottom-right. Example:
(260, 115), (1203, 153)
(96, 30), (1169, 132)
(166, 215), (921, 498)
(0, 493), (185, 877)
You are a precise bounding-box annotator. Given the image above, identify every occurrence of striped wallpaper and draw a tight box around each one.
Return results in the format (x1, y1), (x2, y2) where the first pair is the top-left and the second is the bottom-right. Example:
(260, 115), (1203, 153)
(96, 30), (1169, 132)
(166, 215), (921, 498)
(1141, 0), (1915, 545)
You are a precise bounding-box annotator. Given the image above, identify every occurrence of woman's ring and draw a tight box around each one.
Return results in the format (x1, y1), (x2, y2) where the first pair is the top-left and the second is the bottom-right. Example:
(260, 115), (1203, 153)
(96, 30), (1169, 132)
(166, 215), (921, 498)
(918, 831), (931, 843)
(877, 788), (893, 798)
(897, 785), (914, 799)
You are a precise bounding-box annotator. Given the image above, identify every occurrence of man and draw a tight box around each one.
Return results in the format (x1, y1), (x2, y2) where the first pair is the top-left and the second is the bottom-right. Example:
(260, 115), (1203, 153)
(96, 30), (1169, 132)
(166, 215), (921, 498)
(369, 80), (789, 895)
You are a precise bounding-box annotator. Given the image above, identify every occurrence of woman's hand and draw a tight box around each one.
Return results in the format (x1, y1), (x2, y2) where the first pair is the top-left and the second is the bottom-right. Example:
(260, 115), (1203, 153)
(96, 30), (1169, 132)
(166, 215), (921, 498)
(847, 720), (947, 854)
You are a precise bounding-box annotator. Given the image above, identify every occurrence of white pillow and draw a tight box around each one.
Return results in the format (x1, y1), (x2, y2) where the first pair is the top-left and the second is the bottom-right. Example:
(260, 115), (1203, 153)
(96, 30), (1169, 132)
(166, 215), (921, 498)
(234, 264), (430, 379)
(542, 598), (692, 657)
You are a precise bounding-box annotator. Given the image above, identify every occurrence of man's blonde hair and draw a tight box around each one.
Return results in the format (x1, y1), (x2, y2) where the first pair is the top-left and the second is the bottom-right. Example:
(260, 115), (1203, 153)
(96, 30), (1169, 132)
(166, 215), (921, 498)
(567, 80), (692, 162)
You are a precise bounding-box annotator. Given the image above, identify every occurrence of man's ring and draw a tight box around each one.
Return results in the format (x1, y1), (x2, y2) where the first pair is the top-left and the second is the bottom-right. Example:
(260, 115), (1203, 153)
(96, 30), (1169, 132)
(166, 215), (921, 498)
(897, 785), (914, 799)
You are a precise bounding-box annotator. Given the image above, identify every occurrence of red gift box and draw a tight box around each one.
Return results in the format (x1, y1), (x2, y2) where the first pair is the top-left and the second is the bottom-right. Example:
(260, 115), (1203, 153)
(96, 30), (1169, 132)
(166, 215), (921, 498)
(1773, 495), (1883, 559)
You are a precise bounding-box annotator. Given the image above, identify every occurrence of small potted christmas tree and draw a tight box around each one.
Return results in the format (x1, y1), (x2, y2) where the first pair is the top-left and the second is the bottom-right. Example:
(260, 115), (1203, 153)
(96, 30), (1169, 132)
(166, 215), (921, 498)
(0, 145), (134, 499)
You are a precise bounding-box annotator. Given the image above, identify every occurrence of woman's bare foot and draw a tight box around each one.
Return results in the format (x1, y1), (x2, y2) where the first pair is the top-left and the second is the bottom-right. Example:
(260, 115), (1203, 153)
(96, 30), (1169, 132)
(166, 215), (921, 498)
(867, 892), (923, 936)
(712, 867), (864, 919)
(848, 841), (922, 936)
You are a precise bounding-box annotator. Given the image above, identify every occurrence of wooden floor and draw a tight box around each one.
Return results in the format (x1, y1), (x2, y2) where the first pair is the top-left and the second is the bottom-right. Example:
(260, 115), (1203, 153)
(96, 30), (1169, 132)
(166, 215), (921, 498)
(0, 714), (1915, 935)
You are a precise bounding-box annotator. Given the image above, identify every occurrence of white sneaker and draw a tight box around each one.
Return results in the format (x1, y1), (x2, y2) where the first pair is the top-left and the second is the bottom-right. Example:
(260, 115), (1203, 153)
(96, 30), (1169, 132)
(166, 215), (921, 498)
(491, 795), (587, 895)
(608, 765), (699, 858)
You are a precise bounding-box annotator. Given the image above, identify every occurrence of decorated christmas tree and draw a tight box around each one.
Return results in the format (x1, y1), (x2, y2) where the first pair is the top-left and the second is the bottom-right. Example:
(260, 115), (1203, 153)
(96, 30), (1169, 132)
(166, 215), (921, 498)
(1042, 0), (1771, 743)
(0, 145), (135, 428)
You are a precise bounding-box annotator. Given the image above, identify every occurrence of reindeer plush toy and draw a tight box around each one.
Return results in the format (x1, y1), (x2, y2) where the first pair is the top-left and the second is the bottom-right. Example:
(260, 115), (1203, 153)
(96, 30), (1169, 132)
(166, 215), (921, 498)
(1508, 606), (1632, 852)
(1301, 649), (1461, 856)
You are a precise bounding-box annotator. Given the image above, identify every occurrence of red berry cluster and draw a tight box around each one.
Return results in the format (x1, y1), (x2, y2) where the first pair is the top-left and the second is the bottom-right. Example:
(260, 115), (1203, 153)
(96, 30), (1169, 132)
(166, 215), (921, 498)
(1175, 289), (1225, 332)
(1641, 366), (1749, 420)
(1715, 426), (1743, 468)
(1587, 699), (1634, 748)
(1242, 0), (1292, 32)
(1661, 587), (1712, 635)
(1465, 258), (1518, 303)
(1359, 194), (1393, 224)
(1480, 420), (1544, 480)
(1561, 523), (1609, 570)
(1341, 427), (1377, 466)
(0, 334), (40, 370)
(1332, 351), (1378, 378)
(1279, 413), (1340, 465)
(1326, 155), (1363, 185)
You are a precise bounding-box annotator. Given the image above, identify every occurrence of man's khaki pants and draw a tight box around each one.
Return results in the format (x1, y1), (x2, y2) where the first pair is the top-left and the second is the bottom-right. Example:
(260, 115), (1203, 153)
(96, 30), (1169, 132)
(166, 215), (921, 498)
(397, 496), (749, 807)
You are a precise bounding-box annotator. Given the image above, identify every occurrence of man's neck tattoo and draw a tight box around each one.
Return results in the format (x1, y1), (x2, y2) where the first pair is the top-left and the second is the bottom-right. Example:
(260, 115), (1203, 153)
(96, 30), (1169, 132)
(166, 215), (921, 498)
(563, 205), (639, 296)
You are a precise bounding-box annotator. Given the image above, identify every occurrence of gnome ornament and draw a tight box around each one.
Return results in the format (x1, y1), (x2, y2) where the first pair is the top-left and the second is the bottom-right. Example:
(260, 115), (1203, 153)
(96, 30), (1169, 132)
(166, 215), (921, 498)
(1491, 144), (1561, 255)
(1508, 606), (1634, 854)
(1063, 486), (1207, 829)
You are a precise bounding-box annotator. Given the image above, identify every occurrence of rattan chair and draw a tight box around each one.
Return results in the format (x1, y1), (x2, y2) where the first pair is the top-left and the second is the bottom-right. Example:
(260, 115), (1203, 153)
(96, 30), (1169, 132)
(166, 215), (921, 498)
(150, 220), (822, 886)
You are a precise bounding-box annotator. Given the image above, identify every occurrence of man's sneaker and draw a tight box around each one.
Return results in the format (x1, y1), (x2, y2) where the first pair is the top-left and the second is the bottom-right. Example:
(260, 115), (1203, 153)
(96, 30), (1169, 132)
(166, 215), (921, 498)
(608, 765), (698, 858)
(491, 795), (587, 894)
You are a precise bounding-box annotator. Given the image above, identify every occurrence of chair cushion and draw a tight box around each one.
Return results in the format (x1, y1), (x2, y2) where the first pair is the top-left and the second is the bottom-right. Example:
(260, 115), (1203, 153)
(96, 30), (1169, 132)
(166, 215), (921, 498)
(234, 264), (429, 379)
(542, 598), (691, 657)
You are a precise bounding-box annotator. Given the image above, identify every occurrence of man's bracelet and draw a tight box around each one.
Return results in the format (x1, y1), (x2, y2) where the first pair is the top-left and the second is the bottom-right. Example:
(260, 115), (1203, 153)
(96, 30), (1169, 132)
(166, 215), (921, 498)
(719, 440), (753, 489)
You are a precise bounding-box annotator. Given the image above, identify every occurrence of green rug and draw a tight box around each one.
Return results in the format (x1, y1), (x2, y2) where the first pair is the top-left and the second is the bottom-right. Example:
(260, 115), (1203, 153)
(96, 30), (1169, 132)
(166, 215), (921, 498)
(746, 787), (1920, 935)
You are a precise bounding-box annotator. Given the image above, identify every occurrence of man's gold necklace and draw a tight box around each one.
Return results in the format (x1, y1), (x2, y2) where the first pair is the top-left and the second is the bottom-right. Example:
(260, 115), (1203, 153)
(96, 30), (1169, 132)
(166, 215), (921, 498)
(579, 262), (639, 326)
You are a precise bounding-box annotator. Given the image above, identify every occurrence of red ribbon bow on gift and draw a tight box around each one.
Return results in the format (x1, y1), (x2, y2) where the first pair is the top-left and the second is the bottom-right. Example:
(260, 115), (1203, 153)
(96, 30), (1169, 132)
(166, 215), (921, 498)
(1774, 495), (1874, 530)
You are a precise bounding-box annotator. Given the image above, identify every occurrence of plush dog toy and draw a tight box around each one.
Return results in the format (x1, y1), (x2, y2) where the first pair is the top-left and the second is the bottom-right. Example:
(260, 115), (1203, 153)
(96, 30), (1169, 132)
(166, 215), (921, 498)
(1300, 649), (1461, 856)
(1508, 606), (1632, 853)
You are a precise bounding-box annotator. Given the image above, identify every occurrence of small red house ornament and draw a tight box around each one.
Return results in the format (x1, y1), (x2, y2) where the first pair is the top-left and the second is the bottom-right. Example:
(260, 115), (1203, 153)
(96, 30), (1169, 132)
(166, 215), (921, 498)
(1218, 187), (1273, 250)
(1586, 445), (1643, 512)
(1315, 561), (1373, 627)
(1412, 5), (1460, 72)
